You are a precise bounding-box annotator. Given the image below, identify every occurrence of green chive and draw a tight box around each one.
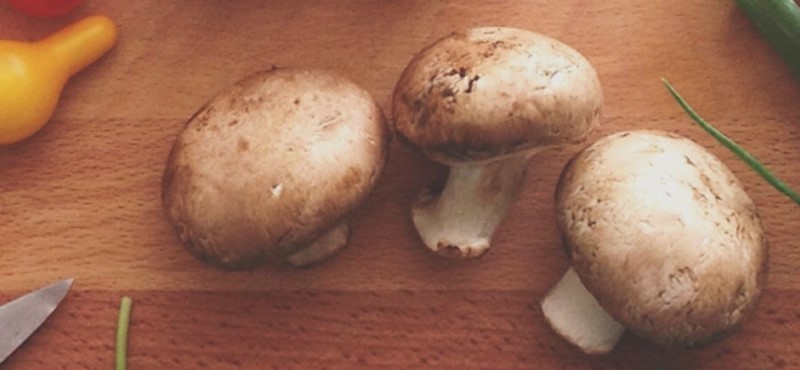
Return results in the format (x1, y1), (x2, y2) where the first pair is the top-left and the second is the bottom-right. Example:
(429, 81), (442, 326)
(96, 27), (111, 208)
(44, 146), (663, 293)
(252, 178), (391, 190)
(662, 78), (800, 206)
(116, 296), (133, 370)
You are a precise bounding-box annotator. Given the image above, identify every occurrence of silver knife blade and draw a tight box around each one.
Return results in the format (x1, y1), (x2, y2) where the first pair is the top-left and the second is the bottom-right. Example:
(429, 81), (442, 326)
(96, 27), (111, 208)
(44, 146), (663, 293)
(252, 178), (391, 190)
(0, 279), (73, 364)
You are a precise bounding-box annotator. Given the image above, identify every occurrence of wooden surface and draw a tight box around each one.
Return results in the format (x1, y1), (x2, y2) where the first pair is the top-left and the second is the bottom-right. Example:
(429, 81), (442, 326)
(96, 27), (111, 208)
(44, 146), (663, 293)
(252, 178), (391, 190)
(1, 1), (799, 369)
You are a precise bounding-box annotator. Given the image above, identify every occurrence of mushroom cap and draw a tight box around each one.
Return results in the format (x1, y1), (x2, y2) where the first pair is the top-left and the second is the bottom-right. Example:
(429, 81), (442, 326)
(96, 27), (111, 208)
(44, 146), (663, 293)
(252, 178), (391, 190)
(556, 130), (768, 346)
(162, 68), (390, 269)
(391, 26), (603, 164)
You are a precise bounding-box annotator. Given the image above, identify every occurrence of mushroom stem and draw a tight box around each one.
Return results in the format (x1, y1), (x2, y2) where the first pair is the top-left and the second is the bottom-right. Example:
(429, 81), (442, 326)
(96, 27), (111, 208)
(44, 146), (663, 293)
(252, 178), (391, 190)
(411, 153), (530, 258)
(286, 222), (350, 267)
(541, 267), (625, 355)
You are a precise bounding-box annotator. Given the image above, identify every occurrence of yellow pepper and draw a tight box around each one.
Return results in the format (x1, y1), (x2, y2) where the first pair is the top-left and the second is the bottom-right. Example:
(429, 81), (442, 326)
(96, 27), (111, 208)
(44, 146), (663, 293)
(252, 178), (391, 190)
(0, 15), (117, 145)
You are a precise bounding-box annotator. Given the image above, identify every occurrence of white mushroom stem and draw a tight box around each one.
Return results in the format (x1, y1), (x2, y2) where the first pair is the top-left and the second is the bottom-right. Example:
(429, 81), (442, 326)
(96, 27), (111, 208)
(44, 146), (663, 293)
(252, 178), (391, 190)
(286, 222), (350, 267)
(541, 267), (625, 355)
(412, 153), (530, 258)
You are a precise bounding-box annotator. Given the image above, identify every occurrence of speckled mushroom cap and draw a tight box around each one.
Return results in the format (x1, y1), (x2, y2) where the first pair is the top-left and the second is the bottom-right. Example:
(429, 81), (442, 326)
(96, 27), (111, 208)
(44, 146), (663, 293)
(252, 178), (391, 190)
(162, 68), (389, 269)
(556, 130), (768, 346)
(391, 26), (603, 164)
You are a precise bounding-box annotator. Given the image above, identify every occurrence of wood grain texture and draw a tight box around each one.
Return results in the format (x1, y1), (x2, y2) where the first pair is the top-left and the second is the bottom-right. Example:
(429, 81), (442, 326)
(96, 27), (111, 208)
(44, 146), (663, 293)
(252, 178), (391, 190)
(0, 0), (799, 368)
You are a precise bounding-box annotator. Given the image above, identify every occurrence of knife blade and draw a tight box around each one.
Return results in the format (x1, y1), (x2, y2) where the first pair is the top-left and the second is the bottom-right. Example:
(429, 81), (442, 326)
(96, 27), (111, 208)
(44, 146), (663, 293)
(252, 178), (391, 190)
(0, 279), (73, 364)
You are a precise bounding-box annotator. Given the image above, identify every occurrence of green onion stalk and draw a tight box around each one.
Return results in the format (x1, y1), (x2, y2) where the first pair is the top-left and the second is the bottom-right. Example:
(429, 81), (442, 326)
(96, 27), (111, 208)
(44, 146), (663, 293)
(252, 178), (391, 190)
(735, 0), (800, 80)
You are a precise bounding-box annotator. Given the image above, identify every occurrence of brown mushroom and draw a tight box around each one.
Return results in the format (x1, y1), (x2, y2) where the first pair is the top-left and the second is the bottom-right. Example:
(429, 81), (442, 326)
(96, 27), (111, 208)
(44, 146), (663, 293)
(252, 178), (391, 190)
(391, 26), (603, 258)
(162, 68), (390, 269)
(541, 130), (768, 354)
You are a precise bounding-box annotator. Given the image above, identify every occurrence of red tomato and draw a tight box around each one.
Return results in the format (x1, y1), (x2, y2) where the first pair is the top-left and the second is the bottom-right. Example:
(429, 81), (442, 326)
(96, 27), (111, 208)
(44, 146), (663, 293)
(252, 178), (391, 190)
(8, 0), (83, 18)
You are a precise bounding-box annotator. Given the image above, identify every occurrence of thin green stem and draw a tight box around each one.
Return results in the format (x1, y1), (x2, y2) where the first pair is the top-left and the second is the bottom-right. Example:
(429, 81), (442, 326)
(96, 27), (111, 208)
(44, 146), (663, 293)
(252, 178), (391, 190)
(116, 296), (133, 370)
(662, 78), (800, 206)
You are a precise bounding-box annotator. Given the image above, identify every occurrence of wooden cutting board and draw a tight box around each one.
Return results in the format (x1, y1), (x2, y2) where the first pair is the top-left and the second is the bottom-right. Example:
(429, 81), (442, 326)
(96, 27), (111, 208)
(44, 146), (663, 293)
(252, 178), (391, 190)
(1, 1), (799, 368)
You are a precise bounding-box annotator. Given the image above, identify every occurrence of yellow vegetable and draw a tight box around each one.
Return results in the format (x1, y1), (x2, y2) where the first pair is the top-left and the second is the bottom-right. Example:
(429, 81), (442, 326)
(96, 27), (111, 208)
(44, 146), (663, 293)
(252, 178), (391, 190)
(0, 15), (117, 145)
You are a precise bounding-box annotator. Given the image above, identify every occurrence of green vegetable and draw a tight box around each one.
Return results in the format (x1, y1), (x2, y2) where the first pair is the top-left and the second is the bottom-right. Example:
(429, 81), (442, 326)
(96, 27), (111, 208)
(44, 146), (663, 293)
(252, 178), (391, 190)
(116, 296), (133, 370)
(735, 0), (800, 80)
(662, 78), (800, 206)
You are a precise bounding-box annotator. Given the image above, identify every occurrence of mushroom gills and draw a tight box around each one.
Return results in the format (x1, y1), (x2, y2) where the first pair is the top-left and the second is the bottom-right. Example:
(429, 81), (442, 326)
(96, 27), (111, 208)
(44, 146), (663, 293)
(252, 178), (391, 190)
(286, 222), (350, 267)
(412, 153), (530, 258)
(541, 267), (625, 354)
